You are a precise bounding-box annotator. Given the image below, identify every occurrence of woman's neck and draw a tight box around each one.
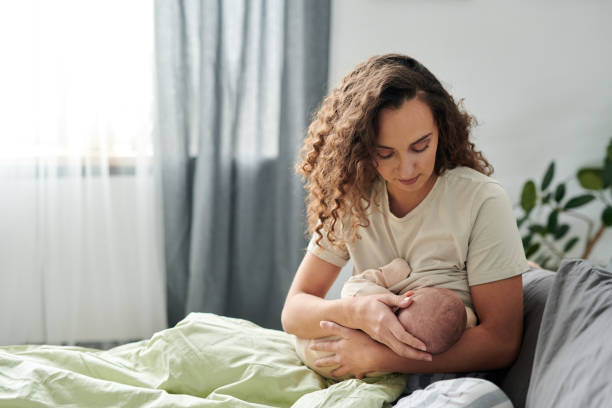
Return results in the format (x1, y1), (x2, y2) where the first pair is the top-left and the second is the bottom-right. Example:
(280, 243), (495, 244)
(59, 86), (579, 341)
(387, 173), (438, 218)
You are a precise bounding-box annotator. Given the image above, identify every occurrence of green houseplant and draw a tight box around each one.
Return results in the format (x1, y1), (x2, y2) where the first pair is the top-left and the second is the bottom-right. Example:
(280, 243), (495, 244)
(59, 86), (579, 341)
(516, 137), (612, 270)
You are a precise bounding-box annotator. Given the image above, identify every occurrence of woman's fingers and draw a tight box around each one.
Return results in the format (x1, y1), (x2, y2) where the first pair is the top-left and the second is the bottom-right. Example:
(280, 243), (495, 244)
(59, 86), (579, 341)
(383, 332), (431, 361)
(378, 293), (414, 308)
(319, 310), (431, 362)
(309, 338), (339, 352)
(319, 320), (354, 337)
(330, 365), (352, 379)
(389, 338), (432, 361)
(320, 320), (339, 330)
(314, 354), (340, 367)
(367, 293), (432, 360)
(388, 322), (428, 352)
(380, 320), (431, 360)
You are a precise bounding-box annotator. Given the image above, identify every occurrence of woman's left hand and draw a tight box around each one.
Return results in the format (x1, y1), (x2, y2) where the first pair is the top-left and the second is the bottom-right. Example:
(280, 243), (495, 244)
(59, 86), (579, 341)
(311, 321), (385, 379)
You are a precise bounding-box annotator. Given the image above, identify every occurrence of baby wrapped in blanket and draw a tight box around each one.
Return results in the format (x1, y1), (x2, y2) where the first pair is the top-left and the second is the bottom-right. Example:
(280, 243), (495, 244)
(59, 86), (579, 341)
(295, 258), (477, 379)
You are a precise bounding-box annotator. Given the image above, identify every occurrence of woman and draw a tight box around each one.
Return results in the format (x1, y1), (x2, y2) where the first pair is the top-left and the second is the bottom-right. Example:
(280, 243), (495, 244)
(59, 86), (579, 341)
(281, 54), (528, 384)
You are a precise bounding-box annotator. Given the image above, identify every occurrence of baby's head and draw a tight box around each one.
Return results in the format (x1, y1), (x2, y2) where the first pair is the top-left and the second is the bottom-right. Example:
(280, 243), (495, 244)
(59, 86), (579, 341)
(397, 287), (466, 354)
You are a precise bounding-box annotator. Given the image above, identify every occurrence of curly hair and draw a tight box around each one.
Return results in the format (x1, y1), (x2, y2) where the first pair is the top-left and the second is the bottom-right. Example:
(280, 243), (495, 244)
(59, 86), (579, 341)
(296, 54), (493, 248)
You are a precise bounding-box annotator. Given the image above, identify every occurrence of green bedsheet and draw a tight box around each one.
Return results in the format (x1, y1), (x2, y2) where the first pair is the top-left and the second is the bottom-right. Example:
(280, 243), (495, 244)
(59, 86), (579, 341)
(0, 313), (407, 407)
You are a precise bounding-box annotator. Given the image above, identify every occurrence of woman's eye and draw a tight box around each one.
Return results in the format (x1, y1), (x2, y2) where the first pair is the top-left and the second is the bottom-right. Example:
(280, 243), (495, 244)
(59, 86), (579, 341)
(413, 144), (430, 153)
(377, 151), (394, 159)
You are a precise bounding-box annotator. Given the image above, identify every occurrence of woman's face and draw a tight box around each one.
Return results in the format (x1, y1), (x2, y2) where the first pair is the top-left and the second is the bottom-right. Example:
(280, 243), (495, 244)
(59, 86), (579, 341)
(373, 97), (439, 204)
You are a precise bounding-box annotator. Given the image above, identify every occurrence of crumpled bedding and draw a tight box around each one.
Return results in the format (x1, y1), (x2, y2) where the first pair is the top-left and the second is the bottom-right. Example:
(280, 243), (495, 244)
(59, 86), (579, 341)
(525, 259), (612, 407)
(0, 312), (406, 407)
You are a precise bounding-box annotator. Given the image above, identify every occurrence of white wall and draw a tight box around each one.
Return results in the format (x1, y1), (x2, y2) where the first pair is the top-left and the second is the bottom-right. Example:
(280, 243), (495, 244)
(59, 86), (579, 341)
(326, 0), (612, 297)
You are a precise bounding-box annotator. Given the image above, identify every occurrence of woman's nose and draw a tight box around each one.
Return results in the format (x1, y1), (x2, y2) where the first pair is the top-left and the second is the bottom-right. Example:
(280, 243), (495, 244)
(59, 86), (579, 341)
(397, 153), (416, 176)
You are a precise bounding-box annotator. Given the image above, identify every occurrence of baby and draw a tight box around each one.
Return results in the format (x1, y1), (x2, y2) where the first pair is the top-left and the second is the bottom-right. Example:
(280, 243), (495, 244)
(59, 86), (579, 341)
(295, 258), (477, 379)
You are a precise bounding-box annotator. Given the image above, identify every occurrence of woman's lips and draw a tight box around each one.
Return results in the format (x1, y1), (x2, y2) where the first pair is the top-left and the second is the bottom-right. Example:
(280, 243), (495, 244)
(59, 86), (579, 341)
(399, 175), (420, 185)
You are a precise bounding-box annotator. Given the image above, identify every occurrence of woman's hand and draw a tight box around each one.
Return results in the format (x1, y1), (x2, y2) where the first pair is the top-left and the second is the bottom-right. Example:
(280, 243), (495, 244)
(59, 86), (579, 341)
(311, 321), (386, 379)
(349, 293), (432, 361)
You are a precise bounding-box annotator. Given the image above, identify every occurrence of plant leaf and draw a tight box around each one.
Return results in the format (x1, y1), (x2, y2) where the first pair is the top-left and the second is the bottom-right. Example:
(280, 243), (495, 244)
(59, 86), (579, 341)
(521, 180), (537, 212)
(525, 242), (540, 258)
(564, 194), (596, 210)
(522, 234), (533, 249)
(546, 210), (558, 234)
(541, 162), (555, 191)
(563, 236), (579, 252)
(603, 161), (612, 189)
(554, 183), (566, 202)
(577, 168), (603, 190)
(529, 224), (548, 236)
(554, 224), (569, 240)
(517, 211), (530, 228)
(602, 206), (612, 227)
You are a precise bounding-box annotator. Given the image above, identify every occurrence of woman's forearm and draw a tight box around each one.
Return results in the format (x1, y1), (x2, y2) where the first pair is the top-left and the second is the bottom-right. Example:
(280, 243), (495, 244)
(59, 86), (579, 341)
(283, 292), (430, 361)
(371, 324), (520, 374)
(370, 276), (524, 374)
(281, 293), (356, 339)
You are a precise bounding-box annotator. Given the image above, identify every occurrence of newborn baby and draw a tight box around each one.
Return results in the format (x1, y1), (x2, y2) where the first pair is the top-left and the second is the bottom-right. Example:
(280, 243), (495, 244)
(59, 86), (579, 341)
(295, 258), (477, 379)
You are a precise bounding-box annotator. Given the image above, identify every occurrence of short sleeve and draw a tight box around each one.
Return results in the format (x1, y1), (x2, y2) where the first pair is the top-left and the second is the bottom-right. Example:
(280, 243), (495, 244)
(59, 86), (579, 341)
(306, 229), (350, 268)
(466, 183), (529, 286)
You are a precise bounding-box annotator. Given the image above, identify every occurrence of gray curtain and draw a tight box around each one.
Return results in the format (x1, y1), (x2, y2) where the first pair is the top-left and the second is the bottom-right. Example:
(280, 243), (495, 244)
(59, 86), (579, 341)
(154, 0), (330, 328)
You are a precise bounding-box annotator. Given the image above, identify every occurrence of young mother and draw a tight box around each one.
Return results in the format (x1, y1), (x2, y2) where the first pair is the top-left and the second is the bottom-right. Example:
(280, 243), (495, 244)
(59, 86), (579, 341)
(281, 54), (528, 384)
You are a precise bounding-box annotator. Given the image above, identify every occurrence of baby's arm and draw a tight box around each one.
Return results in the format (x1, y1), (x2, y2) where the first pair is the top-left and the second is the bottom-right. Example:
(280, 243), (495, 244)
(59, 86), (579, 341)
(341, 258), (411, 297)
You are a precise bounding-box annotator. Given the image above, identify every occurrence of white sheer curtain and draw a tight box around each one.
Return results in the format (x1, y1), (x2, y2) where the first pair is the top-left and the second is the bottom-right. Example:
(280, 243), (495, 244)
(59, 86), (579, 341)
(0, 0), (166, 345)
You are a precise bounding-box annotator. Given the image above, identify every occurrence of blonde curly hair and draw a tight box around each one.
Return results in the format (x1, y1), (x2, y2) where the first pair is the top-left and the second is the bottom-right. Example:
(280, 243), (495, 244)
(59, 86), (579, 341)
(296, 54), (493, 248)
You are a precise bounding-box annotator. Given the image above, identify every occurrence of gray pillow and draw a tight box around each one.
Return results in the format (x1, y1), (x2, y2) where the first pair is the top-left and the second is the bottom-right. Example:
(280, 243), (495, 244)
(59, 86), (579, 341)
(496, 267), (555, 408)
(526, 259), (612, 408)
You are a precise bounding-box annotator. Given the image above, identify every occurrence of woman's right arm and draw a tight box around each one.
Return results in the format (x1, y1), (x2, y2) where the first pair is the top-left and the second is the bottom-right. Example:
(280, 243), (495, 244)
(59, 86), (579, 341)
(281, 251), (351, 338)
(281, 252), (430, 359)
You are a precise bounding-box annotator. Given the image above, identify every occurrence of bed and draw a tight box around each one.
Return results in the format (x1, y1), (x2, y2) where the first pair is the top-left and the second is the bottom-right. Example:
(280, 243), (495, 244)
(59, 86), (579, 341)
(0, 312), (405, 407)
(1, 259), (611, 407)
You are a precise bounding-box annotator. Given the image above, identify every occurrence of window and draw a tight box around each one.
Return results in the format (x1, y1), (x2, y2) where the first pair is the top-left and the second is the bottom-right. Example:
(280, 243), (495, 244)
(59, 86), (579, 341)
(0, 0), (154, 168)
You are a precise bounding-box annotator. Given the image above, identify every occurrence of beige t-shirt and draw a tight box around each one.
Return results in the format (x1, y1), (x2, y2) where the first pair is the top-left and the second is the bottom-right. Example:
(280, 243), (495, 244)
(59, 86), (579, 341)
(307, 166), (529, 309)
